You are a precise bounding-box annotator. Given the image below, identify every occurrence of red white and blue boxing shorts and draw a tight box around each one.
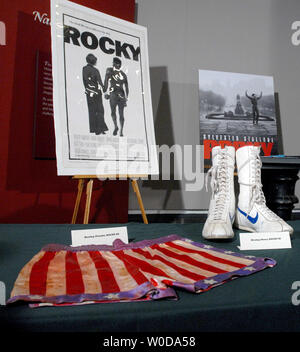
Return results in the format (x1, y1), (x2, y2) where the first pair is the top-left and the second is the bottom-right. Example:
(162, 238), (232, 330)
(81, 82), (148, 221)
(7, 235), (276, 307)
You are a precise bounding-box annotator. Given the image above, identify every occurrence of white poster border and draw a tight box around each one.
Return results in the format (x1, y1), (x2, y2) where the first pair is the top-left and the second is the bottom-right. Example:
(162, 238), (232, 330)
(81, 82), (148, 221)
(50, 0), (158, 176)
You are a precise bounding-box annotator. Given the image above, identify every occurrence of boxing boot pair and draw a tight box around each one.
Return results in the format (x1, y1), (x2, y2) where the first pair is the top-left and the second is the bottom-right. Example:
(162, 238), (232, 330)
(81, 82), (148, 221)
(202, 145), (293, 239)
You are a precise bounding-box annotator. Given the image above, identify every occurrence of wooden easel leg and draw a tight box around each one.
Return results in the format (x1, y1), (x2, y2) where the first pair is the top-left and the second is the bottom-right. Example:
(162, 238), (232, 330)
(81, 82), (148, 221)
(71, 179), (85, 224)
(131, 179), (148, 224)
(84, 179), (94, 224)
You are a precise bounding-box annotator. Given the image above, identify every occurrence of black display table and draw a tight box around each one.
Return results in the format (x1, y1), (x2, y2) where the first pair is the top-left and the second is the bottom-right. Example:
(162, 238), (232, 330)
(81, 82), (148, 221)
(1, 222), (300, 337)
(261, 156), (300, 220)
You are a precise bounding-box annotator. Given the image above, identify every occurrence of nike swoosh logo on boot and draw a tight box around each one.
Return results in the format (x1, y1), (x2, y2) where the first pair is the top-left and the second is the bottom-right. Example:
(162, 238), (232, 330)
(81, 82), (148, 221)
(237, 207), (259, 224)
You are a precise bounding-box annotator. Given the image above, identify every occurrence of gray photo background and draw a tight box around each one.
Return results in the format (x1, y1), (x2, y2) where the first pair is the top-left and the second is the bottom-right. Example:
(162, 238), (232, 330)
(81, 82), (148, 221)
(130, 0), (300, 213)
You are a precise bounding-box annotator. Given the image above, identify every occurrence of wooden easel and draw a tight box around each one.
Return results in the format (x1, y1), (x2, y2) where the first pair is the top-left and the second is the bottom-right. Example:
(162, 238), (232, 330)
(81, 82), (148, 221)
(71, 175), (148, 225)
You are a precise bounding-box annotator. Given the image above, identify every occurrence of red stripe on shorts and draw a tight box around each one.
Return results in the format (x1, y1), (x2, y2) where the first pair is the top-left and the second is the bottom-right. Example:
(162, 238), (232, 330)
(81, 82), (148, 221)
(89, 251), (120, 293)
(65, 251), (85, 295)
(29, 251), (56, 295)
(165, 241), (246, 269)
(118, 251), (172, 279)
(112, 251), (149, 286)
(151, 244), (226, 274)
(132, 248), (206, 282)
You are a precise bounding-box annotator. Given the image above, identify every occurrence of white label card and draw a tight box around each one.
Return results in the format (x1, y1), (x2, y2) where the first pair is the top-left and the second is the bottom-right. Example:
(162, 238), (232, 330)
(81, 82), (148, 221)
(71, 226), (128, 247)
(238, 231), (291, 250)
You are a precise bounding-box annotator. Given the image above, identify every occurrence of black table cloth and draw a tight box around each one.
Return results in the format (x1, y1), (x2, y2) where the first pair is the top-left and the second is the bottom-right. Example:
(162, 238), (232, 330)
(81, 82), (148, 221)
(1, 222), (300, 334)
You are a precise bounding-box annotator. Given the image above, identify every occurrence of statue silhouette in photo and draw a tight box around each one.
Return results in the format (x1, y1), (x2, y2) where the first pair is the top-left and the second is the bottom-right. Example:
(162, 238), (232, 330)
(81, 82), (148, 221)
(234, 94), (244, 115)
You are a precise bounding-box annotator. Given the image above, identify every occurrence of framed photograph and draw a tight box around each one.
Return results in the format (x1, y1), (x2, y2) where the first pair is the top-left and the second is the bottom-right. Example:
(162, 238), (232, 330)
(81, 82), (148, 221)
(199, 69), (280, 169)
(50, 0), (158, 176)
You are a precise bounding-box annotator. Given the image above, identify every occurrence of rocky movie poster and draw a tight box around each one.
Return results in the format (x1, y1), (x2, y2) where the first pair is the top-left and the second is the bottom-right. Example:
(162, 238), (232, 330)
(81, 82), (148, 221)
(51, 0), (158, 176)
(199, 69), (279, 169)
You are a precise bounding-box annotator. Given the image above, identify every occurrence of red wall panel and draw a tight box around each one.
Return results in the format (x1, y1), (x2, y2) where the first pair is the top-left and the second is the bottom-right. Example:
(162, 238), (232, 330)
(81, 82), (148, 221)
(0, 0), (135, 223)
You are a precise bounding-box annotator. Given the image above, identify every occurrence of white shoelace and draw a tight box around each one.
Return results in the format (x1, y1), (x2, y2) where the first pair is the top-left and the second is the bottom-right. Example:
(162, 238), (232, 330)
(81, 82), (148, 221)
(238, 148), (280, 220)
(206, 150), (234, 221)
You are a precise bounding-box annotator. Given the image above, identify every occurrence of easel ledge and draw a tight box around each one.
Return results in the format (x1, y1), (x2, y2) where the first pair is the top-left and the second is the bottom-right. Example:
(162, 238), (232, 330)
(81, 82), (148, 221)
(71, 175), (148, 225)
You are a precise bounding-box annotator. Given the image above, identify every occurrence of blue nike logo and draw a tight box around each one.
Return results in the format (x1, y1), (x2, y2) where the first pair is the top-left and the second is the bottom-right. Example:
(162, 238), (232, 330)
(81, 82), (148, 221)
(238, 207), (259, 224)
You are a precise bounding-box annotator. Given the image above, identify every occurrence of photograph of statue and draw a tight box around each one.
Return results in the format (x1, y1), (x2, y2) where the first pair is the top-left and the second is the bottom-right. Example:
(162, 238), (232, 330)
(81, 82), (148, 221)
(198, 69), (280, 168)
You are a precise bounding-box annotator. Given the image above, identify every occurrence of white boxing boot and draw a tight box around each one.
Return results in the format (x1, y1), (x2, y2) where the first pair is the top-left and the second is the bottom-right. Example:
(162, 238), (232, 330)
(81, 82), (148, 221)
(235, 145), (293, 235)
(202, 146), (236, 239)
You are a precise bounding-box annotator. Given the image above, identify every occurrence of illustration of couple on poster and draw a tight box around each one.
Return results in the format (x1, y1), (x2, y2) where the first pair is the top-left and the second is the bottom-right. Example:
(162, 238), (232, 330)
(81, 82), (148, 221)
(82, 53), (129, 137)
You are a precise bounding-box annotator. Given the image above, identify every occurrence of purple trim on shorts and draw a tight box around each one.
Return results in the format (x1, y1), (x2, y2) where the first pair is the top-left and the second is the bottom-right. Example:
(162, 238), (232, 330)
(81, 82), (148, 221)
(7, 281), (177, 307)
(193, 257), (275, 292)
(170, 257), (276, 293)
